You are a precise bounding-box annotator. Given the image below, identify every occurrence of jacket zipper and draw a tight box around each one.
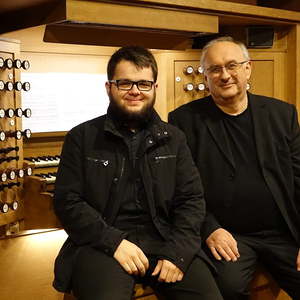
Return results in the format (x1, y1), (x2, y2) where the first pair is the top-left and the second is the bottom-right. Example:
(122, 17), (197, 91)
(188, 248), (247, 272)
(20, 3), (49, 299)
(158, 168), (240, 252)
(154, 155), (176, 161)
(119, 156), (125, 179)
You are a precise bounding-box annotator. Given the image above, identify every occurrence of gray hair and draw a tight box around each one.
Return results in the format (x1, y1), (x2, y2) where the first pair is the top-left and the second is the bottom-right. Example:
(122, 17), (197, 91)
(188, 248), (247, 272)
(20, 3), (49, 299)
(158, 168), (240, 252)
(200, 36), (250, 69)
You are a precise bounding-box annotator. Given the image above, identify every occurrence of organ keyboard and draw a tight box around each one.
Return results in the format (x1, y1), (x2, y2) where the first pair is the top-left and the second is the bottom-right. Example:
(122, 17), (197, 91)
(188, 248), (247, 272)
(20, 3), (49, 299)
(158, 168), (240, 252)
(23, 154), (61, 229)
(24, 155), (60, 168)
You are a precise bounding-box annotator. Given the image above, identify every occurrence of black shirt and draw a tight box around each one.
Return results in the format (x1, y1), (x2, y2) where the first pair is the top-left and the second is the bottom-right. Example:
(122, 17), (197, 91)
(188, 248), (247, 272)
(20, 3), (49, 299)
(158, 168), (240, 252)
(113, 126), (164, 255)
(221, 106), (288, 233)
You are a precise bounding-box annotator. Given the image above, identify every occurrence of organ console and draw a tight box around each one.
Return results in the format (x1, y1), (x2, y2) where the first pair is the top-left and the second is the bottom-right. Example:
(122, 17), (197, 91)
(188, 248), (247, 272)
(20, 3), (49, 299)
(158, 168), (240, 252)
(23, 153), (61, 229)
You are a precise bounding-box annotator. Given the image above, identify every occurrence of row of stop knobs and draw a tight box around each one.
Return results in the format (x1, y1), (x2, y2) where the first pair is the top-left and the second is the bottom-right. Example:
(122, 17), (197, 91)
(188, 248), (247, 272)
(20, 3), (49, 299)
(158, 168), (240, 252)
(1, 167), (32, 182)
(0, 58), (30, 70)
(0, 198), (20, 213)
(0, 108), (31, 118)
(0, 129), (31, 141)
(0, 80), (30, 92)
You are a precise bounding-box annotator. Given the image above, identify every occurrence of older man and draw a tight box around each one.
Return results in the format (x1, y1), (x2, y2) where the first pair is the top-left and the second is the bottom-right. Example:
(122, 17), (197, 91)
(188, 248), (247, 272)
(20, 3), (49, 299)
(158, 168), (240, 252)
(169, 36), (300, 299)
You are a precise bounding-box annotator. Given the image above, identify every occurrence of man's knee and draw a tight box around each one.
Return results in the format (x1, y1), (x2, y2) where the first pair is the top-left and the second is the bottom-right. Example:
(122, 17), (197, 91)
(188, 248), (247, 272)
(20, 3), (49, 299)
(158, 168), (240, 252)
(215, 274), (250, 300)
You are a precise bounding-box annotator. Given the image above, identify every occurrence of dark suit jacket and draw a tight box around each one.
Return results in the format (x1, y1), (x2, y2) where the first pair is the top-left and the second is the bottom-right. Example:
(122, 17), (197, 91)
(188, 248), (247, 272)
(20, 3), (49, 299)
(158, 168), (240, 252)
(169, 93), (300, 245)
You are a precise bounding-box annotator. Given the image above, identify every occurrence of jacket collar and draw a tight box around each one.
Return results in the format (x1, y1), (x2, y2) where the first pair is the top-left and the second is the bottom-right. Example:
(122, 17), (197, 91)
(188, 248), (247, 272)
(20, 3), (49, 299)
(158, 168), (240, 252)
(248, 93), (270, 169)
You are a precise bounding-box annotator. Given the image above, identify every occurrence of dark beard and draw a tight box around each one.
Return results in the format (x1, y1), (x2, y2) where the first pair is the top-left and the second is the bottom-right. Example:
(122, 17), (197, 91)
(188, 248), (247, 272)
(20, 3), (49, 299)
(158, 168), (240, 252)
(107, 91), (156, 127)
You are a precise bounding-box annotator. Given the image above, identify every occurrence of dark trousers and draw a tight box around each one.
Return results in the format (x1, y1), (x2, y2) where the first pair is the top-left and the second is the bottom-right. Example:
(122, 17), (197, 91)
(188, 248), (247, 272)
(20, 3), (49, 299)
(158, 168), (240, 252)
(205, 230), (300, 300)
(71, 245), (223, 300)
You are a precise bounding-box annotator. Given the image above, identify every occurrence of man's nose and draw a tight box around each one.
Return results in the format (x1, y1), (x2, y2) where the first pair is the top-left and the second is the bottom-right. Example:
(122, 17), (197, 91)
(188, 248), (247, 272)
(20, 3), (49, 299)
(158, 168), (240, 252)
(219, 67), (231, 79)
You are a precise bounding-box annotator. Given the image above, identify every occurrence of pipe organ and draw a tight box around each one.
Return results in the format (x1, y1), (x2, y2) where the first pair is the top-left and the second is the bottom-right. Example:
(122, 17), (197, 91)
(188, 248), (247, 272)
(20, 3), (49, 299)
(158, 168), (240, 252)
(0, 0), (298, 298)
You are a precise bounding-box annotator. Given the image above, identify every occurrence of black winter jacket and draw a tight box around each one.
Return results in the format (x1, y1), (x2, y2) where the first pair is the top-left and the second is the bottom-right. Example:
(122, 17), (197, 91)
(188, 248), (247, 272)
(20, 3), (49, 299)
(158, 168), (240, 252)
(53, 112), (207, 292)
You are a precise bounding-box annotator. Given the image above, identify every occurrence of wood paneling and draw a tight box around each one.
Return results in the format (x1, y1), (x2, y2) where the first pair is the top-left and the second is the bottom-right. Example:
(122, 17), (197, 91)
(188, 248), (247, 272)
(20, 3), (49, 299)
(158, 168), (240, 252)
(66, 0), (218, 33)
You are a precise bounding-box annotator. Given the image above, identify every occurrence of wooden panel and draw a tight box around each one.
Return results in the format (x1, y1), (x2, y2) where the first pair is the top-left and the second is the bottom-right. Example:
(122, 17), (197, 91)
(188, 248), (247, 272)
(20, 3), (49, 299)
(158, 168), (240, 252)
(66, 0), (218, 34)
(23, 176), (60, 229)
(174, 60), (206, 108)
(250, 51), (286, 101)
(221, 0), (257, 4)
(44, 24), (193, 50)
(164, 49), (287, 113)
(135, 0), (300, 22)
(248, 60), (274, 97)
(287, 24), (300, 113)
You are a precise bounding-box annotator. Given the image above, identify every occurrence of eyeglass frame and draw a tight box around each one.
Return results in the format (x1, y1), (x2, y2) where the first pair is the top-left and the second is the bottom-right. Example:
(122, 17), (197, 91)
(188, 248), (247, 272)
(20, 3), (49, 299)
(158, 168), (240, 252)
(108, 79), (155, 91)
(205, 60), (249, 76)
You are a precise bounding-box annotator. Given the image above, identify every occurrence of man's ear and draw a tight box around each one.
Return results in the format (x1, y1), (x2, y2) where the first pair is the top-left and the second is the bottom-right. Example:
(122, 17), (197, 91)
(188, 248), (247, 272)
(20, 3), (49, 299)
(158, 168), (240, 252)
(105, 81), (111, 96)
(245, 61), (252, 80)
(203, 74), (208, 86)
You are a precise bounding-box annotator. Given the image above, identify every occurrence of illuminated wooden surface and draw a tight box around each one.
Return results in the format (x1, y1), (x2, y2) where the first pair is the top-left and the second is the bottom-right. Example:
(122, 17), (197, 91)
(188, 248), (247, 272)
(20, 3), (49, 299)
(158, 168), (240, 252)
(0, 229), (67, 300)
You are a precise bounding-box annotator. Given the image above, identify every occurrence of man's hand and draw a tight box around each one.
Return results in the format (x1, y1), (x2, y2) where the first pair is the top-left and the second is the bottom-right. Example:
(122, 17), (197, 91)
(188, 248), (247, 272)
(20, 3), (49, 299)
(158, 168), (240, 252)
(206, 228), (240, 262)
(113, 239), (149, 276)
(152, 259), (184, 283)
(296, 249), (300, 271)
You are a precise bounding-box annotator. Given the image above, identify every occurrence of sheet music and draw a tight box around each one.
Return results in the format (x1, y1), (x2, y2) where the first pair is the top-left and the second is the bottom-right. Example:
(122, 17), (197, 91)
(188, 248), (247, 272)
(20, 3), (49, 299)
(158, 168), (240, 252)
(21, 72), (109, 132)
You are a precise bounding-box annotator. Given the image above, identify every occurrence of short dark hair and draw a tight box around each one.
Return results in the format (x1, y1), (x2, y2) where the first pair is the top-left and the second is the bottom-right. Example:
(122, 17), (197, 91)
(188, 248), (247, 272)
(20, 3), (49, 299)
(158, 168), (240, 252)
(107, 46), (158, 82)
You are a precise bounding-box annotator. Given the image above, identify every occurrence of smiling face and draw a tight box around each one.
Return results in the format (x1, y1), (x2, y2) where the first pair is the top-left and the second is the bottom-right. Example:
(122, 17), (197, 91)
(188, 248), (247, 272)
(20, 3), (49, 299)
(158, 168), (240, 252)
(105, 60), (157, 123)
(203, 41), (251, 106)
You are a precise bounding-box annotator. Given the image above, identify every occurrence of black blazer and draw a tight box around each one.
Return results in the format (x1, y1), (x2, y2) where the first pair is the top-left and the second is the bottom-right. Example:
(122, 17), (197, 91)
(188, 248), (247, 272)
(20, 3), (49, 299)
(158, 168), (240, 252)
(169, 93), (300, 245)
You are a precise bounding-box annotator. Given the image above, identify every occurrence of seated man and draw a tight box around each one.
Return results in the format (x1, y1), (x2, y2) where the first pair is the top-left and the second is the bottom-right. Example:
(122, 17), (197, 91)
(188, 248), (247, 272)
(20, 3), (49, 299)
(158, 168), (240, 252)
(169, 36), (300, 299)
(53, 45), (223, 300)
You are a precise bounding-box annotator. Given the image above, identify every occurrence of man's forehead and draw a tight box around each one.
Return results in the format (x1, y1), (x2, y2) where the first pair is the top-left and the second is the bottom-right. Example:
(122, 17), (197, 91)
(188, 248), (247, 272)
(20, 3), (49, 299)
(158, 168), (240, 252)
(114, 60), (153, 78)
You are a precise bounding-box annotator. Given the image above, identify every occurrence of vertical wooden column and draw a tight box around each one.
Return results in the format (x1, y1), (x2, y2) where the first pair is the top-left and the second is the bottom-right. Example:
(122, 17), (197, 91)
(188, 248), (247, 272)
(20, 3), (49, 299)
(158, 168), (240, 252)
(287, 24), (300, 112)
(0, 38), (24, 230)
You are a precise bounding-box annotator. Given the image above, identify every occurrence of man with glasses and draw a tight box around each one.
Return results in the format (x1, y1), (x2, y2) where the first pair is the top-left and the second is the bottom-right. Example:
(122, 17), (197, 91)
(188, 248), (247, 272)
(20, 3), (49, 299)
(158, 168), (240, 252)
(53, 46), (223, 300)
(169, 36), (300, 299)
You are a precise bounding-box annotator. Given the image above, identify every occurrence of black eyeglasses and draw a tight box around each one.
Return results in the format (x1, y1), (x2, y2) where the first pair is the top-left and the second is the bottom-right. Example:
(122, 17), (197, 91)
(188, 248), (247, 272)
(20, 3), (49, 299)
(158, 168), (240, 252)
(206, 61), (249, 76)
(109, 79), (155, 91)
